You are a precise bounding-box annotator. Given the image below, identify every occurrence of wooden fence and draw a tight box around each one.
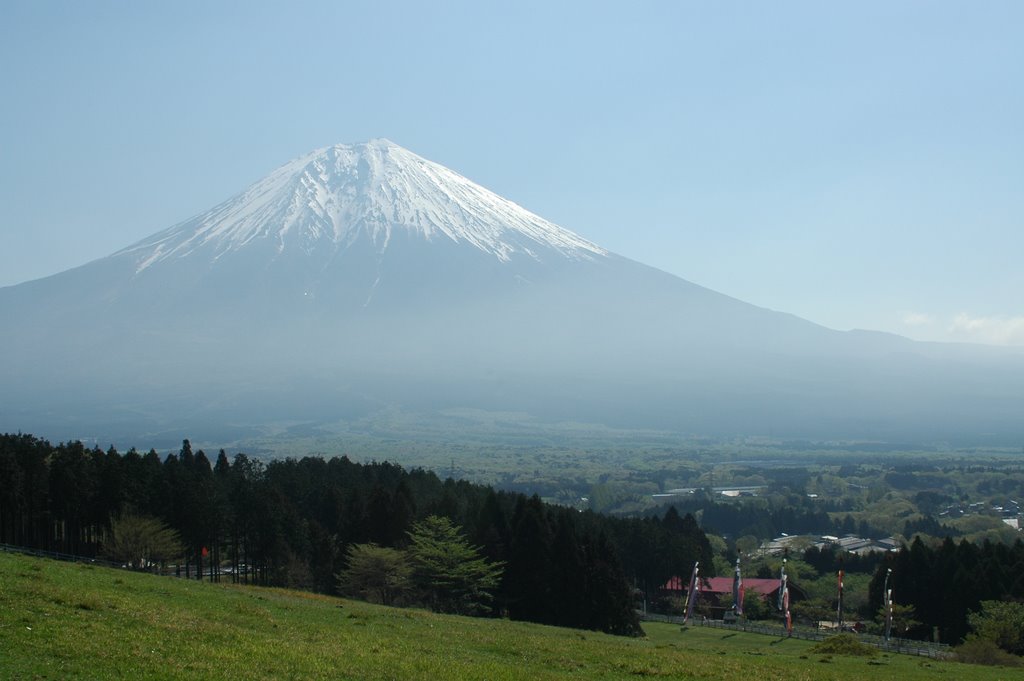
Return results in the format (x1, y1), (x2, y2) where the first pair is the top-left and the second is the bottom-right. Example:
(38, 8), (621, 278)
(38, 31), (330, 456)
(639, 612), (952, 659)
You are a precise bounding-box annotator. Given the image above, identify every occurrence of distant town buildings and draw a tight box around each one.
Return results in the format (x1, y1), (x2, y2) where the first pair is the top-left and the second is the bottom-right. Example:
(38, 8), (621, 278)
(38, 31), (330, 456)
(651, 485), (765, 500)
(760, 534), (900, 557)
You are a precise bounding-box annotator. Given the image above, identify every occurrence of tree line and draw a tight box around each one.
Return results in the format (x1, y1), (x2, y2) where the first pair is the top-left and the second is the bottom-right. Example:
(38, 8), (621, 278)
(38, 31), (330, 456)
(657, 495), (893, 542)
(0, 433), (713, 635)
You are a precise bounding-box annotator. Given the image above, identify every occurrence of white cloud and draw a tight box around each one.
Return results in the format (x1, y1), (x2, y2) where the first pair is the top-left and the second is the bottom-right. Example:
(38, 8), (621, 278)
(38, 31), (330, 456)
(901, 312), (934, 327)
(949, 313), (1024, 346)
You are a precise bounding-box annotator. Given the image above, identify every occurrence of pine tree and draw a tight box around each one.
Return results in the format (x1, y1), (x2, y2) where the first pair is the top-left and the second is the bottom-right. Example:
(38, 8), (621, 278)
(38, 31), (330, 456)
(505, 495), (553, 622)
(405, 515), (503, 615)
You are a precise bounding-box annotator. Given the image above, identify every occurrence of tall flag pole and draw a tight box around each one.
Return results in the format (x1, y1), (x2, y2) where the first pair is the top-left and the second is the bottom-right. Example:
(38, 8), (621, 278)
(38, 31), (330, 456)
(682, 561), (700, 624)
(778, 558), (792, 634)
(777, 558), (787, 611)
(837, 565), (845, 631)
(783, 582), (792, 634)
(732, 558), (744, 616)
(883, 568), (894, 645)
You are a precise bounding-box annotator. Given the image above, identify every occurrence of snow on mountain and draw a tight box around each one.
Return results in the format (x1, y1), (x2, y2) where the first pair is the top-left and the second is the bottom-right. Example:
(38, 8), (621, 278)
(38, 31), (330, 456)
(115, 139), (607, 275)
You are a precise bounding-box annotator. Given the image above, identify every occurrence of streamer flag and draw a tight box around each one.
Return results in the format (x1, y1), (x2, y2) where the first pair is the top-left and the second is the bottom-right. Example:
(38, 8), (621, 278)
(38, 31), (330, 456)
(779, 558), (792, 634)
(883, 568), (894, 642)
(837, 568), (844, 629)
(683, 561), (700, 624)
(732, 558), (744, 616)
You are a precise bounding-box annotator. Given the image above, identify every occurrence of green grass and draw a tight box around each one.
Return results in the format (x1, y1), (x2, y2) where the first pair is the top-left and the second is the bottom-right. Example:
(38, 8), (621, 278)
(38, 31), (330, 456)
(0, 551), (1012, 680)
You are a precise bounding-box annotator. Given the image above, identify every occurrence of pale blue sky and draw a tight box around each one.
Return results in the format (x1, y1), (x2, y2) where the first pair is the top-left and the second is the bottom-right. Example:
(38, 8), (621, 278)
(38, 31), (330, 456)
(1, 1), (1021, 344)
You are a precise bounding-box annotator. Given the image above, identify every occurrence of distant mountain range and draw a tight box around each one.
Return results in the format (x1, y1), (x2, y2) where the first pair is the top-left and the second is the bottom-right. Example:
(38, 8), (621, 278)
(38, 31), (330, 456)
(2, 139), (1022, 447)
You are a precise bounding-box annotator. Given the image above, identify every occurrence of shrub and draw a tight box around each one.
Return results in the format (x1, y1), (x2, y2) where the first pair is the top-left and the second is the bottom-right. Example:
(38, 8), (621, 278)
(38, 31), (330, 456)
(954, 637), (1023, 668)
(809, 634), (878, 657)
(967, 600), (1024, 656)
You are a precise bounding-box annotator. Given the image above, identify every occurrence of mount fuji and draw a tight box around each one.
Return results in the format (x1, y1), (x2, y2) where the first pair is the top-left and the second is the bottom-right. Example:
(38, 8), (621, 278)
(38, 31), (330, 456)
(2, 139), (1022, 446)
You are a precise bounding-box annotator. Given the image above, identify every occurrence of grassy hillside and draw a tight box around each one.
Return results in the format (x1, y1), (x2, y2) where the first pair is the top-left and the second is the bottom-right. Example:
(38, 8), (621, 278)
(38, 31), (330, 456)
(0, 551), (1008, 680)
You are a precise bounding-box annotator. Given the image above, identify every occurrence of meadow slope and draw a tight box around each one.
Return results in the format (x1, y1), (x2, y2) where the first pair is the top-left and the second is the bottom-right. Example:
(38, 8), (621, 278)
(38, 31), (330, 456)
(0, 551), (1011, 680)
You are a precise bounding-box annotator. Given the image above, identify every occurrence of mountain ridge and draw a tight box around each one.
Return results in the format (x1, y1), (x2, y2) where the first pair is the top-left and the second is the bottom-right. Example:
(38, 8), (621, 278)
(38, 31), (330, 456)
(1, 140), (1022, 447)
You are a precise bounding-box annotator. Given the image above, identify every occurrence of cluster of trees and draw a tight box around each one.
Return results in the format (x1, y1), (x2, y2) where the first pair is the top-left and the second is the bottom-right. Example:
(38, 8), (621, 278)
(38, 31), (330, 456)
(967, 600), (1024, 657)
(867, 537), (1024, 645)
(0, 433), (713, 636)
(657, 496), (887, 542)
(339, 516), (502, 615)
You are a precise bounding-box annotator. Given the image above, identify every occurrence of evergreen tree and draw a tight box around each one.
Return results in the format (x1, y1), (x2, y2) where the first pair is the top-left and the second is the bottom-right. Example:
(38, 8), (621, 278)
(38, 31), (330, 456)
(581, 530), (643, 636)
(505, 495), (553, 622)
(405, 515), (503, 615)
(548, 509), (586, 627)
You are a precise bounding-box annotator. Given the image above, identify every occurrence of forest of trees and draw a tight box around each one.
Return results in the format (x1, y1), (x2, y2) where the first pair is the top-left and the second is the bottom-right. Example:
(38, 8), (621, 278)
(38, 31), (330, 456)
(867, 536), (1024, 645)
(0, 433), (714, 636)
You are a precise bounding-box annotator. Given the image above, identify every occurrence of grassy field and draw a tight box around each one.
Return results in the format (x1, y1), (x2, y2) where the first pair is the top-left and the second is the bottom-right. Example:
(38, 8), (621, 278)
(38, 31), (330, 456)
(0, 551), (1015, 680)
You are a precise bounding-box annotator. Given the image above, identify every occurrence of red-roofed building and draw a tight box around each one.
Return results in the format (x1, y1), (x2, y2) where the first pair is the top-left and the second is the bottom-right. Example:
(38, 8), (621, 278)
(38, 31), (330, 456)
(661, 576), (806, 619)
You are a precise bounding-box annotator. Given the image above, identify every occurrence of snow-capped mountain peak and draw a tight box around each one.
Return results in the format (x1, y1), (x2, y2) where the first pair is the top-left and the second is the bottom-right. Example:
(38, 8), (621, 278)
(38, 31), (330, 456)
(117, 139), (607, 273)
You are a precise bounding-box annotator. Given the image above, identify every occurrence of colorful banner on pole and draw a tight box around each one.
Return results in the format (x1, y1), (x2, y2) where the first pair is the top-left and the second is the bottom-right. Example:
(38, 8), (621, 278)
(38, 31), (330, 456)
(782, 582), (792, 633)
(683, 561), (700, 624)
(732, 558), (743, 616)
(777, 558), (787, 611)
(779, 558), (792, 634)
(837, 568), (844, 630)
(883, 568), (894, 642)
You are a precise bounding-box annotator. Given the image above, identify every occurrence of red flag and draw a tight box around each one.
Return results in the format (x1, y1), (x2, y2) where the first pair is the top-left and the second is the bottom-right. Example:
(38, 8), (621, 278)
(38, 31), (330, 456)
(201, 546), (209, 557)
